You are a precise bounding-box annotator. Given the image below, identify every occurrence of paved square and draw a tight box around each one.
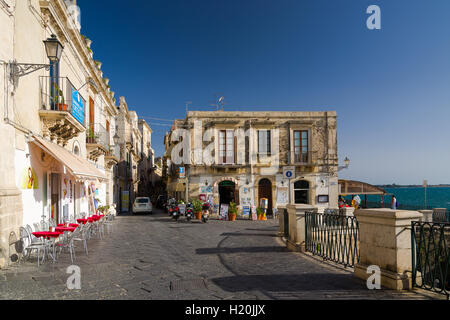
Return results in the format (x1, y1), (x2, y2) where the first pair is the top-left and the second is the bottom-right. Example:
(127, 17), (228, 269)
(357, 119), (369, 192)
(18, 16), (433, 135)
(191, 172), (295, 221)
(0, 210), (442, 300)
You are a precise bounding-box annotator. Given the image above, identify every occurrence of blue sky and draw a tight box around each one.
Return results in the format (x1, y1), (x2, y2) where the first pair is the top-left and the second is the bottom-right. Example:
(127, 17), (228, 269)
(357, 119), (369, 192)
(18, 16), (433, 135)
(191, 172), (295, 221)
(78, 0), (450, 185)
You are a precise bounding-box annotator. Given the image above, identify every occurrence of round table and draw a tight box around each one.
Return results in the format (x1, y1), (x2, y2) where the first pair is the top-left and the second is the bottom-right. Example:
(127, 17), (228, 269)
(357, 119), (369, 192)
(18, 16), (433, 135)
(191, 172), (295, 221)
(32, 231), (62, 239)
(54, 227), (77, 233)
(77, 219), (88, 224)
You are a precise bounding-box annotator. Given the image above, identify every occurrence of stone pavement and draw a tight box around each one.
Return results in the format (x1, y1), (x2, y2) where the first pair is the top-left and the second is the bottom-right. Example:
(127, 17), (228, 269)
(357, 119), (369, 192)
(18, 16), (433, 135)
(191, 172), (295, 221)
(0, 210), (443, 300)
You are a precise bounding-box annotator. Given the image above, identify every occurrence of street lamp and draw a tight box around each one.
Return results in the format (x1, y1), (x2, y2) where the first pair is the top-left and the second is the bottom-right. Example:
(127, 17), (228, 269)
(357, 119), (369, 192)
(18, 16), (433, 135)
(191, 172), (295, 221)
(9, 34), (64, 86)
(43, 34), (64, 63)
(113, 132), (120, 145)
(338, 157), (350, 172)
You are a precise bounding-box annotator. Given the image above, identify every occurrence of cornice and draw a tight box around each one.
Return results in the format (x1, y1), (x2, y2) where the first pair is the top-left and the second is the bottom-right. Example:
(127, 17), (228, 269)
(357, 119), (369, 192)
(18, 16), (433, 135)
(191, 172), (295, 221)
(40, 0), (117, 112)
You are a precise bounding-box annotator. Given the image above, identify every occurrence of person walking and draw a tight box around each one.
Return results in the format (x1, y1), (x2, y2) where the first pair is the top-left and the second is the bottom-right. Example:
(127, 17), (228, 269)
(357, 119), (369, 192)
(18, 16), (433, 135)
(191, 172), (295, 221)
(391, 195), (398, 210)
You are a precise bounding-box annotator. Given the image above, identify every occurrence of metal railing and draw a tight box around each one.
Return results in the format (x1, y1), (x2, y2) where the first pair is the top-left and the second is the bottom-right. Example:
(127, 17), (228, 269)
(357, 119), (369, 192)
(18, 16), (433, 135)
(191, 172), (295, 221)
(305, 211), (360, 267)
(39, 76), (86, 126)
(86, 123), (109, 150)
(411, 221), (450, 298)
(290, 151), (318, 165)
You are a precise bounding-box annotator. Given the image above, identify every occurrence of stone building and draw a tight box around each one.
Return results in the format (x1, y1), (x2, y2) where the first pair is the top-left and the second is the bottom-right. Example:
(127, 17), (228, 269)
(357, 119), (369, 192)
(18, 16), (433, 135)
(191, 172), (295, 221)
(164, 111), (339, 216)
(0, 0), (123, 267)
(137, 119), (155, 197)
(115, 97), (145, 212)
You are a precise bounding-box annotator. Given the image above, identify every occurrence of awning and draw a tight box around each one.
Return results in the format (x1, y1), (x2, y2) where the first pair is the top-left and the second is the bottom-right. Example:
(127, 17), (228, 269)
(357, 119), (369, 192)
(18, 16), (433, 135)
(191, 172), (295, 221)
(31, 135), (106, 181)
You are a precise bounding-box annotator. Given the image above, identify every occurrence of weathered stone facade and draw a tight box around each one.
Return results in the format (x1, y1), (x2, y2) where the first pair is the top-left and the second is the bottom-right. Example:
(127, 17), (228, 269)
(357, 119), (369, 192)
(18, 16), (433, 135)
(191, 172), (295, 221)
(164, 111), (339, 215)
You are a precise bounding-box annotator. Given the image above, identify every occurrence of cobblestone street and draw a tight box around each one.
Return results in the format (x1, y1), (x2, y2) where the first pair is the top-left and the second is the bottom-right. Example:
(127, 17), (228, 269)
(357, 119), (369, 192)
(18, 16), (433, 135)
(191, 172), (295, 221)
(0, 209), (442, 300)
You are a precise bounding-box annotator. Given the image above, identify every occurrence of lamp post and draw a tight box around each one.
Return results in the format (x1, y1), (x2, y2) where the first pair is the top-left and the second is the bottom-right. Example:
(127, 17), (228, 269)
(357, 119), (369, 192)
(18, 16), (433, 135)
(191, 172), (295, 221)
(338, 157), (350, 172)
(9, 34), (64, 87)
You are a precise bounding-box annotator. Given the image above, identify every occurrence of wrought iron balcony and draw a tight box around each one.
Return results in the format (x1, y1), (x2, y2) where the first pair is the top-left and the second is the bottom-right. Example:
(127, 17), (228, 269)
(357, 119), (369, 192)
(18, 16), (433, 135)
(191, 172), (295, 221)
(39, 76), (86, 145)
(86, 123), (109, 161)
(290, 150), (318, 165)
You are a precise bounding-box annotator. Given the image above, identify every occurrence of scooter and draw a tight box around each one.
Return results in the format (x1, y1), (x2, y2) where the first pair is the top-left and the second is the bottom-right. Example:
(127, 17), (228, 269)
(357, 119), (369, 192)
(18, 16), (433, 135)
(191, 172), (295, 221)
(171, 204), (180, 221)
(185, 203), (194, 222)
(201, 203), (210, 223)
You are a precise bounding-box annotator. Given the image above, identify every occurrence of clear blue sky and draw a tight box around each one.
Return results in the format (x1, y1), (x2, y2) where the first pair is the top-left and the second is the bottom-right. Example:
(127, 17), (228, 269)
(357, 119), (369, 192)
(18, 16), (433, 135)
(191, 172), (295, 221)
(78, 0), (450, 185)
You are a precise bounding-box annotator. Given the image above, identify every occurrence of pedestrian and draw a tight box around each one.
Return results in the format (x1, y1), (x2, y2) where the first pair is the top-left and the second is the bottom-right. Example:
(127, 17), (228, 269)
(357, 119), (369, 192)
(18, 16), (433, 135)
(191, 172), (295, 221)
(354, 195), (361, 209)
(391, 195), (398, 210)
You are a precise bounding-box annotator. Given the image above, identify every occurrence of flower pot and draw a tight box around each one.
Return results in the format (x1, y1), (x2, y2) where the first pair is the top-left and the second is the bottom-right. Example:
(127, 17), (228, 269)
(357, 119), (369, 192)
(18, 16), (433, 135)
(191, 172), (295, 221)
(257, 214), (263, 221)
(57, 103), (67, 111)
(195, 212), (202, 220)
(228, 213), (236, 221)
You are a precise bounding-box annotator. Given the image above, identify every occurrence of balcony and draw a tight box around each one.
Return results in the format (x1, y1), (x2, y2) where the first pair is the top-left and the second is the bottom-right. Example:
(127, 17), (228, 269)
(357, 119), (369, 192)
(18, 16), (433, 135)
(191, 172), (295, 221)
(86, 123), (109, 161)
(39, 76), (86, 146)
(290, 151), (318, 165)
(105, 144), (120, 169)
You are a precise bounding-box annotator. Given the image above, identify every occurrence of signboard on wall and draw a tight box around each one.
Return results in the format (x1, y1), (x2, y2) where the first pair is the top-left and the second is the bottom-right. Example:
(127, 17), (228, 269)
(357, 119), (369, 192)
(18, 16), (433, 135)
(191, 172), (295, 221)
(71, 90), (84, 125)
(179, 167), (185, 178)
(283, 166), (295, 179)
(121, 191), (129, 212)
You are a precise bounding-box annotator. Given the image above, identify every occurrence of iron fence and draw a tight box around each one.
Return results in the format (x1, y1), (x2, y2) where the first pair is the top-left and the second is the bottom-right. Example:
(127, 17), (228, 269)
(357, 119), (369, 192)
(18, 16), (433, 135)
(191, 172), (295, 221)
(305, 211), (360, 267)
(411, 221), (450, 298)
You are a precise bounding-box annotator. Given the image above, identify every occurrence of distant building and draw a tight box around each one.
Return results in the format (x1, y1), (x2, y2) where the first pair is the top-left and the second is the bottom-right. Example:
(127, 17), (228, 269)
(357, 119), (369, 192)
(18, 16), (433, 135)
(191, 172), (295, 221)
(163, 111), (339, 215)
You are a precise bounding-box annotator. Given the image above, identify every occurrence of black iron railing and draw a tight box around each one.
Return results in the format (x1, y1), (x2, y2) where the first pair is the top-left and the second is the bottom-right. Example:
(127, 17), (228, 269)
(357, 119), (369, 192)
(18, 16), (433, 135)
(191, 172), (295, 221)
(411, 221), (450, 298)
(305, 211), (360, 267)
(86, 123), (109, 149)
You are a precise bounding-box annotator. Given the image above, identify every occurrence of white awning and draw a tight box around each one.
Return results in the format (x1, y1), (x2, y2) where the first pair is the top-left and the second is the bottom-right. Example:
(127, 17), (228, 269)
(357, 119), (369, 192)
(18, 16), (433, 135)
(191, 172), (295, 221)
(31, 135), (106, 181)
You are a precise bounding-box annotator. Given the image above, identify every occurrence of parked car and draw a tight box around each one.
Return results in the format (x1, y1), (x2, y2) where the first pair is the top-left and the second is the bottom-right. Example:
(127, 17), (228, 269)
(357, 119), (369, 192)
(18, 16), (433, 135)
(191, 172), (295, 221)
(132, 197), (153, 214)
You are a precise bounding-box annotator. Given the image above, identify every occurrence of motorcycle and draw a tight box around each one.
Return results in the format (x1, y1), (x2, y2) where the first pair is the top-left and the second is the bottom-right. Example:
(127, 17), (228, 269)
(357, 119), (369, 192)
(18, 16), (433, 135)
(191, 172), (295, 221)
(201, 203), (210, 223)
(171, 204), (180, 221)
(185, 203), (194, 222)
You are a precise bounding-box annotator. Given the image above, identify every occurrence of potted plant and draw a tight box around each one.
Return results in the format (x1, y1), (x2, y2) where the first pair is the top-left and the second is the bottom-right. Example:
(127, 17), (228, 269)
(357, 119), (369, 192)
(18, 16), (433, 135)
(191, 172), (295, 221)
(256, 207), (265, 220)
(52, 82), (67, 111)
(192, 199), (203, 220)
(228, 202), (237, 221)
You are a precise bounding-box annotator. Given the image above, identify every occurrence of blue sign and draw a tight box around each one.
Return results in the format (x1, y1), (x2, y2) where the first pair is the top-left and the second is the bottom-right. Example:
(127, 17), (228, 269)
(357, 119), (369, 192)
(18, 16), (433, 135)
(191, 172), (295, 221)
(243, 206), (250, 217)
(179, 167), (185, 178)
(71, 90), (84, 125)
(286, 171), (292, 178)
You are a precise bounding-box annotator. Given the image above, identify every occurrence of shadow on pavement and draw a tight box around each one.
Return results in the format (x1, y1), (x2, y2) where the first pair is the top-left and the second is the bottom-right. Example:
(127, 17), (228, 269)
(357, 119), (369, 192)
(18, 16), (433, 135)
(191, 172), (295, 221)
(210, 274), (365, 292)
(196, 246), (288, 255)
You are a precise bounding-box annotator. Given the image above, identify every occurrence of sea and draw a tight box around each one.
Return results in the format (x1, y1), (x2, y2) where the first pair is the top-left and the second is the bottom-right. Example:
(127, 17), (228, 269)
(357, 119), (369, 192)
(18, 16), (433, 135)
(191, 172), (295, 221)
(344, 187), (450, 211)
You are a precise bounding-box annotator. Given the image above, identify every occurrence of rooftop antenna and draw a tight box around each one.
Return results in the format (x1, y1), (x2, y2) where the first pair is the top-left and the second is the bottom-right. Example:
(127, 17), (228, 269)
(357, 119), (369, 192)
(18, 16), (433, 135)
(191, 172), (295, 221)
(185, 101), (192, 115)
(217, 96), (225, 111)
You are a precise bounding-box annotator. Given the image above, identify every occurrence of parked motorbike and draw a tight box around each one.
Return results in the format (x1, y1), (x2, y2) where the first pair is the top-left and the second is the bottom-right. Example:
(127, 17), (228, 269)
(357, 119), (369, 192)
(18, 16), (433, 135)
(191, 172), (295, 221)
(171, 204), (180, 221)
(201, 203), (210, 223)
(185, 203), (194, 222)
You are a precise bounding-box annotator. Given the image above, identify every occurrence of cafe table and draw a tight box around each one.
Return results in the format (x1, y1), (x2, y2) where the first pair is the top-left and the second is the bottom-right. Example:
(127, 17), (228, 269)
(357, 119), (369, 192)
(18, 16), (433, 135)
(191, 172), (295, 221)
(77, 218), (88, 224)
(32, 231), (63, 264)
(55, 226), (77, 233)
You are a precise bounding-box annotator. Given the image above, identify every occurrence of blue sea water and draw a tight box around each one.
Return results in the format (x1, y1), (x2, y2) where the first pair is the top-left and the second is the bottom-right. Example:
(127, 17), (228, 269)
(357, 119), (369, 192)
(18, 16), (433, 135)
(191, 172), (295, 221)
(344, 187), (450, 211)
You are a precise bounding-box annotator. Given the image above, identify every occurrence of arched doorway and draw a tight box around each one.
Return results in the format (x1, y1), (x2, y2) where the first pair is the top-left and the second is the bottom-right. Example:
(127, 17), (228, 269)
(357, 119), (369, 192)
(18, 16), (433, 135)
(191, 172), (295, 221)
(258, 178), (273, 216)
(219, 180), (236, 205)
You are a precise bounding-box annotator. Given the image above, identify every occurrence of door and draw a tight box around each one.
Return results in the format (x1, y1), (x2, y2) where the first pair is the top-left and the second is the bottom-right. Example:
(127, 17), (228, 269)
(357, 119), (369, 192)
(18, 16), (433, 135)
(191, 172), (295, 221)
(89, 97), (95, 137)
(258, 178), (273, 216)
(50, 173), (60, 223)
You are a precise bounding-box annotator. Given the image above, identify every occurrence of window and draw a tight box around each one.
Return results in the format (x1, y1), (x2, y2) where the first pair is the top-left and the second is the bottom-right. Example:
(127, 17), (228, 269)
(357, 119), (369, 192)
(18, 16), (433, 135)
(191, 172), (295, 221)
(293, 130), (309, 163)
(258, 130), (271, 155)
(219, 130), (234, 164)
(294, 180), (309, 204)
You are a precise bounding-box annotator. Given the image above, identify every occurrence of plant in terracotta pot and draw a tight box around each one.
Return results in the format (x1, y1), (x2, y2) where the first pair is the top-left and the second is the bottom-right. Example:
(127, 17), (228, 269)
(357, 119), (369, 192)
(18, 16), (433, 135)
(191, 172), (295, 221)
(192, 199), (203, 220)
(228, 202), (237, 221)
(52, 82), (67, 111)
(256, 207), (264, 220)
